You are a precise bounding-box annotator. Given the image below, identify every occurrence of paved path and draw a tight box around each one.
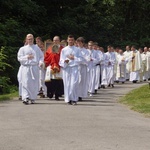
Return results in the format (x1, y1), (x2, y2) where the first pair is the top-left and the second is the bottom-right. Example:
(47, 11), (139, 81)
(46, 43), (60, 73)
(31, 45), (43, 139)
(0, 82), (150, 150)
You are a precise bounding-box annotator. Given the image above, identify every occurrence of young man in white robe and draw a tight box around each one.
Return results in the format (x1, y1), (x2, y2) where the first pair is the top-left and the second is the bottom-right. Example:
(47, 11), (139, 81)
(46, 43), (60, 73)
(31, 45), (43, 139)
(105, 45), (116, 87)
(99, 47), (108, 88)
(17, 34), (44, 104)
(116, 49), (128, 83)
(35, 37), (47, 98)
(87, 41), (99, 96)
(113, 47), (119, 82)
(129, 45), (142, 83)
(93, 42), (102, 93)
(123, 45), (131, 80)
(76, 37), (89, 101)
(59, 35), (82, 105)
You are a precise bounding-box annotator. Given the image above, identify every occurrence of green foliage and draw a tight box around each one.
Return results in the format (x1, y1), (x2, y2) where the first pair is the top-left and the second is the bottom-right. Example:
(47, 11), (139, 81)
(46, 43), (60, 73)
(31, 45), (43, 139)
(120, 85), (150, 117)
(0, 87), (18, 101)
(0, 46), (12, 94)
(0, 0), (150, 86)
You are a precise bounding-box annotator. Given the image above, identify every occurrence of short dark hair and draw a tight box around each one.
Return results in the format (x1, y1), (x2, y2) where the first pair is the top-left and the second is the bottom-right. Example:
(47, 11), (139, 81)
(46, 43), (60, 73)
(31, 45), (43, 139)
(76, 37), (85, 43)
(67, 35), (74, 39)
(131, 45), (136, 49)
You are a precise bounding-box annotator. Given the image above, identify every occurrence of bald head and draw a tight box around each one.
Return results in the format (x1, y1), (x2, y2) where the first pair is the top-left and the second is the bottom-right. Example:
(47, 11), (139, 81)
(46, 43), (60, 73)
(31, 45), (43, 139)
(53, 36), (60, 44)
(26, 34), (34, 45)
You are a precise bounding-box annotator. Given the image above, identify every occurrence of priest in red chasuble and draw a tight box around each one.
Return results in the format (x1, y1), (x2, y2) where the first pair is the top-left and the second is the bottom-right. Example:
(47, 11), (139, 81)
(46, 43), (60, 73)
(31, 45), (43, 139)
(44, 36), (64, 100)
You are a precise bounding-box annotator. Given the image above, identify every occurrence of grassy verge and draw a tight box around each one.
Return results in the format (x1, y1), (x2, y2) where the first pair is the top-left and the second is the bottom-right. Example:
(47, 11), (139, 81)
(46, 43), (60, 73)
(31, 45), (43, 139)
(0, 91), (18, 101)
(120, 84), (150, 117)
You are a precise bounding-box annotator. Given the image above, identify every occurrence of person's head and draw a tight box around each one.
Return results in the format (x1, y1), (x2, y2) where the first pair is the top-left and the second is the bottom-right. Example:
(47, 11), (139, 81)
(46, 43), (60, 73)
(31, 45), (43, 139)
(138, 48), (143, 54)
(99, 47), (104, 53)
(144, 47), (148, 53)
(67, 35), (75, 46)
(26, 34), (34, 45)
(131, 45), (136, 51)
(53, 36), (60, 45)
(39, 42), (45, 52)
(126, 45), (130, 51)
(111, 46), (114, 52)
(76, 37), (85, 48)
(35, 37), (42, 46)
(118, 49), (123, 55)
(88, 41), (94, 50)
(115, 47), (120, 53)
(107, 45), (112, 52)
(93, 42), (98, 50)
(84, 43), (88, 49)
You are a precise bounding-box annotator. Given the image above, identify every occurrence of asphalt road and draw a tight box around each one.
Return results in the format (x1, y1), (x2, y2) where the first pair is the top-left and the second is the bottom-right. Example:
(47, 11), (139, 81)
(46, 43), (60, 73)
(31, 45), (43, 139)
(0, 82), (150, 150)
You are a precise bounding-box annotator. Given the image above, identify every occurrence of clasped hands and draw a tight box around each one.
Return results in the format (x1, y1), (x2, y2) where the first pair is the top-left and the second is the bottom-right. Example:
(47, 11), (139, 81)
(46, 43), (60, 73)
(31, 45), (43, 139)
(28, 54), (34, 60)
(64, 54), (74, 63)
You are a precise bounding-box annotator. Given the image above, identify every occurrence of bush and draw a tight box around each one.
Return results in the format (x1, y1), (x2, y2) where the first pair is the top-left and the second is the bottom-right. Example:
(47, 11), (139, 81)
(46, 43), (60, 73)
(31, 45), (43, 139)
(0, 46), (12, 94)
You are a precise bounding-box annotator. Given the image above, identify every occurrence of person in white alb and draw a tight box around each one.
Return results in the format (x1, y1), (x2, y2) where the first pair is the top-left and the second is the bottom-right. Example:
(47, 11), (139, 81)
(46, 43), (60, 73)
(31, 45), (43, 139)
(17, 34), (44, 104)
(129, 45), (142, 83)
(105, 45), (116, 87)
(59, 35), (82, 105)
(123, 45), (131, 80)
(87, 41), (100, 96)
(116, 49), (128, 83)
(99, 47), (108, 88)
(76, 37), (89, 101)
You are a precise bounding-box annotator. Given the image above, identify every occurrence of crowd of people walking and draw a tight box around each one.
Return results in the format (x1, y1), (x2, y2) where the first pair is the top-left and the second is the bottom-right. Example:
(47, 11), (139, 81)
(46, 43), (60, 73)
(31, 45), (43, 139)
(17, 34), (150, 105)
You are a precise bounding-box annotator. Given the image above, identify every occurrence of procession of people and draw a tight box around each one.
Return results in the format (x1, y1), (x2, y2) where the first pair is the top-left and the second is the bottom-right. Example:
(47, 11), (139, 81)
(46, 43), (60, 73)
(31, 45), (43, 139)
(17, 34), (150, 105)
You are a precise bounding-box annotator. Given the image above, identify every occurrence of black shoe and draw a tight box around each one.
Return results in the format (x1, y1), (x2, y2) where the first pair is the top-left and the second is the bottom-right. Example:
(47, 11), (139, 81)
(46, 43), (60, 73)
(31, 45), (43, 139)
(111, 84), (114, 88)
(132, 80), (137, 83)
(98, 86), (101, 89)
(55, 96), (60, 100)
(18, 96), (22, 100)
(78, 97), (82, 101)
(72, 101), (77, 106)
(108, 84), (110, 87)
(47, 93), (53, 98)
(40, 94), (45, 98)
(101, 85), (105, 89)
(23, 98), (29, 105)
(67, 101), (72, 105)
(95, 89), (97, 94)
(122, 82), (124, 84)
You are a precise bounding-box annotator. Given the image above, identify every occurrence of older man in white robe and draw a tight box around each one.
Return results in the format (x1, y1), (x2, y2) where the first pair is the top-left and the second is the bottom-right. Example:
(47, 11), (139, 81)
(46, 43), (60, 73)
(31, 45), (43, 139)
(116, 49), (128, 83)
(143, 47), (150, 81)
(129, 45), (142, 83)
(59, 35), (82, 105)
(123, 45), (131, 80)
(17, 34), (44, 104)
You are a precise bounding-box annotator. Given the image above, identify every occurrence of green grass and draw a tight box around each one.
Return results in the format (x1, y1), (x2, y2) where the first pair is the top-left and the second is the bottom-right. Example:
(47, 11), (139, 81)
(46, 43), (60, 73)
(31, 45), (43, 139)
(120, 84), (150, 117)
(0, 91), (18, 101)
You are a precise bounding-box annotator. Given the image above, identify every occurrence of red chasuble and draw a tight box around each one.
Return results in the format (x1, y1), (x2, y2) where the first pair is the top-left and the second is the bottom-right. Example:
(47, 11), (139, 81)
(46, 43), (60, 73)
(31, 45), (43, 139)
(44, 45), (63, 72)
